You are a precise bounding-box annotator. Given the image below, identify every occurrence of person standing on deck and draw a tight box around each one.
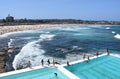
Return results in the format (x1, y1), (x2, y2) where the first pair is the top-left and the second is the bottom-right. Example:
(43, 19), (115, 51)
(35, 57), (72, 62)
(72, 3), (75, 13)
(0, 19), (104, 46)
(83, 53), (86, 60)
(96, 50), (99, 57)
(28, 61), (32, 68)
(53, 59), (55, 66)
(47, 59), (50, 66)
(41, 59), (44, 66)
(67, 61), (70, 66)
(87, 56), (90, 63)
(106, 48), (109, 55)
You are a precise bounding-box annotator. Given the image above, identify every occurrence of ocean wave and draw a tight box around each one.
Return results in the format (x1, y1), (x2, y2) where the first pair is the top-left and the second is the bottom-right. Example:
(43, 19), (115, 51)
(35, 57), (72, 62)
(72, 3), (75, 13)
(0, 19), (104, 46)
(114, 34), (120, 39)
(89, 25), (103, 28)
(106, 27), (110, 29)
(16, 36), (41, 40)
(12, 33), (56, 69)
(12, 41), (46, 69)
(112, 31), (116, 34)
(73, 33), (86, 36)
(60, 26), (90, 31)
(22, 30), (50, 34)
(0, 30), (47, 38)
(39, 34), (55, 40)
(0, 31), (22, 38)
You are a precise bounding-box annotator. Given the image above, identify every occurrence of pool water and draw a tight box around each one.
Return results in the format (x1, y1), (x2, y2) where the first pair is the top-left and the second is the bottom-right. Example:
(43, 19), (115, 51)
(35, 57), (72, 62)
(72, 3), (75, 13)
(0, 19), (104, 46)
(65, 55), (120, 79)
(0, 67), (69, 79)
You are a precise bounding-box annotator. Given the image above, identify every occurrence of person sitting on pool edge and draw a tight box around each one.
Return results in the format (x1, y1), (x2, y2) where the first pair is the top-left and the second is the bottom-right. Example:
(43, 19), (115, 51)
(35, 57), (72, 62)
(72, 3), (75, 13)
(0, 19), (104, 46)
(53, 59), (61, 66)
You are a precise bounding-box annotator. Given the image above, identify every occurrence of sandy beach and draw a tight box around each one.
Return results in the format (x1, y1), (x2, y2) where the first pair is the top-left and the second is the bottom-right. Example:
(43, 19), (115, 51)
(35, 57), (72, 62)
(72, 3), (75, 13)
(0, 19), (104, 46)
(0, 24), (106, 35)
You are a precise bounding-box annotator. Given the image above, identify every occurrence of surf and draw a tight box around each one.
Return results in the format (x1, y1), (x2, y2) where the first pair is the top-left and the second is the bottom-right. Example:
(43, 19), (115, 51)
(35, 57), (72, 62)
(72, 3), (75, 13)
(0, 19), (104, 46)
(12, 33), (56, 69)
(114, 34), (120, 39)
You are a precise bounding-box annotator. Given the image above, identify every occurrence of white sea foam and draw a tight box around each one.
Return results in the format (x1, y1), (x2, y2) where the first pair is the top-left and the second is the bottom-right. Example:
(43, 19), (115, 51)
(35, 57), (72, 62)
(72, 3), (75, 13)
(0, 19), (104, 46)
(12, 33), (56, 69)
(0, 31), (21, 38)
(0, 30), (46, 38)
(60, 26), (90, 31)
(73, 33), (86, 36)
(40, 34), (55, 40)
(106, 27), (110, 29)
(72, 46), (82, 50)
(12, 41), (45, 69)
(16, 36), (43, 40)
(114, 34), (120, 39)
(89, 25), (103, 28)
(112, 31), (116, 34)
(0, 31), (30, 38)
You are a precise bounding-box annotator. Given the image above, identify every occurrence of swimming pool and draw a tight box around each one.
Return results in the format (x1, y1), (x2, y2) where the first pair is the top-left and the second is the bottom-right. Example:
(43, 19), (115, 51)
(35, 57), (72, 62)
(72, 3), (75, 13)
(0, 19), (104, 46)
(0, 67), (69, 79)
(65, 55), (120, 79)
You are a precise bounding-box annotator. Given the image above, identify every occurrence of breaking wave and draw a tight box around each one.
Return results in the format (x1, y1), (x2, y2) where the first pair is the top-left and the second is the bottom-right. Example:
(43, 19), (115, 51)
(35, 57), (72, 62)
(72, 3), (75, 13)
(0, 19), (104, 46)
(60, 26), (90, 31)
(0, 31), (22, 38)
(114, 34), (120, 39)
(12, 33), (56, 70)
(40, 34), (55, 40)
(112, 31), (116, 34)
(106, 27), (110, 29)
(0, 30), (43, 38)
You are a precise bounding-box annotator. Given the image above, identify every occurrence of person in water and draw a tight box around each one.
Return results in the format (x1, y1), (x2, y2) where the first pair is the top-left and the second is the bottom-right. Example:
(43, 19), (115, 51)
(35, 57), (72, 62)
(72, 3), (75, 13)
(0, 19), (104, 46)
(54, 73), (58, 77)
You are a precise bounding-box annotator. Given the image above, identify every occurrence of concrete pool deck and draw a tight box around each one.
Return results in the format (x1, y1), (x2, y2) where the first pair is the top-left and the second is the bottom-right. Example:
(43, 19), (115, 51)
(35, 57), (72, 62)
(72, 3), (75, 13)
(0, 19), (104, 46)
(0, 53), (120, 79)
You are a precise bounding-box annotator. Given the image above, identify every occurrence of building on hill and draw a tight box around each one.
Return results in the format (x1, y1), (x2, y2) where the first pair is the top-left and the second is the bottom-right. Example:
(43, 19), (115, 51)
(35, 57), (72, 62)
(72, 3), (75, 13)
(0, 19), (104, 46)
(6, 14), (14, 22)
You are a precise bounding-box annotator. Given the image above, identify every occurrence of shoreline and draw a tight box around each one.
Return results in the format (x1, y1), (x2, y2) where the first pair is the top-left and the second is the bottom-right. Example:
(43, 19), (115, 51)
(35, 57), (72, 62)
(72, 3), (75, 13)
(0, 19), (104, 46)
(0, 24), (115, 36)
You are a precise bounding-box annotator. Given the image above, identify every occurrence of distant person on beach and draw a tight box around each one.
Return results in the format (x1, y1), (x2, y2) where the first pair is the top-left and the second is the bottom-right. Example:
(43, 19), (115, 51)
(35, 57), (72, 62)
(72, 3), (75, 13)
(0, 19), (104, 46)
(41, 59), (44, 66)
(47, 59), (50, 66)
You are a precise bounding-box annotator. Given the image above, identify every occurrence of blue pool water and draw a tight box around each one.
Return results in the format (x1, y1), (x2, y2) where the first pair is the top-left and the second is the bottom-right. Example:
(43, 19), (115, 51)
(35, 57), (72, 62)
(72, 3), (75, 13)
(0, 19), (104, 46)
(65, 55), (120, 79)
(0, 67), (69, 79)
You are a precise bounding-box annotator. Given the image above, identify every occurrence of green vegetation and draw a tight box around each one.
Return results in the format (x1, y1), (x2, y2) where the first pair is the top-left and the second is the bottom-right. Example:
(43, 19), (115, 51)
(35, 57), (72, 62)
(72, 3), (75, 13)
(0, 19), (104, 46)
(0, 18), (120, 26)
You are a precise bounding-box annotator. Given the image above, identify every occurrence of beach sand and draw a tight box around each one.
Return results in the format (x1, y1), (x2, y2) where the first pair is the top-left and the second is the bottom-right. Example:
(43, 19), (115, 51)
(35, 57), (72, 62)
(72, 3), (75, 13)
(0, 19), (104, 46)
(0, 24), (105, 35)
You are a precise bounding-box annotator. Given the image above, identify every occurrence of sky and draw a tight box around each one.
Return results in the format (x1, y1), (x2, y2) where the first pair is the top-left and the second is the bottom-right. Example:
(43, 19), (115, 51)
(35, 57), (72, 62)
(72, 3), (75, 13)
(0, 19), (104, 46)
(0, 0), (120, 21)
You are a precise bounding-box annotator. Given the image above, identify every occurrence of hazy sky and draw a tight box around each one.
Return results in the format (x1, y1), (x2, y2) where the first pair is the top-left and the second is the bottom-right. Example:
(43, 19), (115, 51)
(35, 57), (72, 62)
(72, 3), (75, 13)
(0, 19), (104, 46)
(0, 0), (120, 21)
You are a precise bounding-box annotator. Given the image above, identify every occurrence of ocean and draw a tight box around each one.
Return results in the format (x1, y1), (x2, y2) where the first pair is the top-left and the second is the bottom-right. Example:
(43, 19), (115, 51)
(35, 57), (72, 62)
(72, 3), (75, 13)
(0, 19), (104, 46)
(0, 25), (120, 70)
